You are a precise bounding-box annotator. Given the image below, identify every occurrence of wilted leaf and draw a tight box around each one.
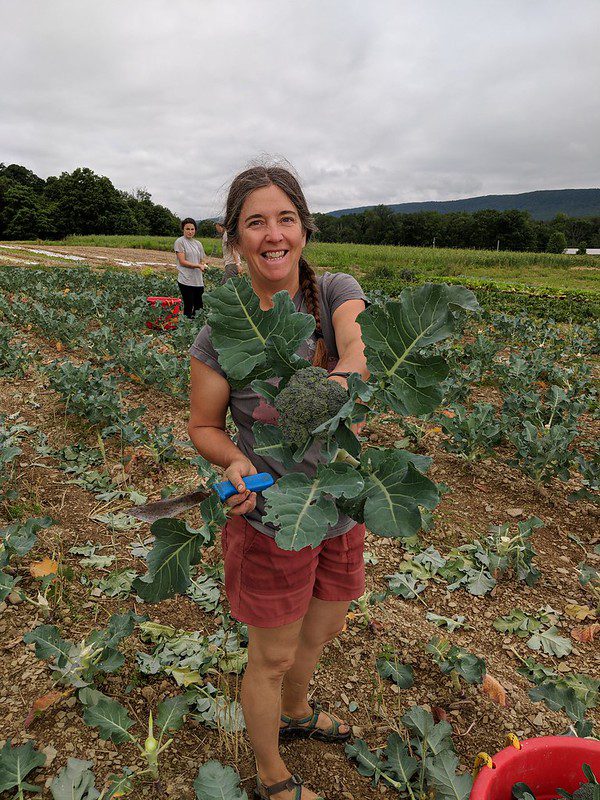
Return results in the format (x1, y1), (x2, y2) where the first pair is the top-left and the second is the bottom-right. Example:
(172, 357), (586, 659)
(29, 557), (59, 578)
(565, 604), (596, 621)
(24, 690), (68, 728)
(571, 623), (600, 643)
(482, 674), (507, 707)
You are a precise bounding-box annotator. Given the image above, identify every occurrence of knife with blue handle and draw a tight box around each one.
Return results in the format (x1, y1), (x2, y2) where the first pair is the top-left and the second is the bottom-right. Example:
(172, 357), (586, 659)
(127, 472), (275, 523)
(213, 472), (275, 502)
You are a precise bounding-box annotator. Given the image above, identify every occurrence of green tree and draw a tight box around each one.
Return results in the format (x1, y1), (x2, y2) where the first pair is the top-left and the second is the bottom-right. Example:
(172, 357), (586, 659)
(545, 230), (567, 253)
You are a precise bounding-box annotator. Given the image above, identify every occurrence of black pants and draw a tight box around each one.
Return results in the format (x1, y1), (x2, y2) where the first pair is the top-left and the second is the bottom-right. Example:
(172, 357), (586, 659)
(178, 282), (204, 318)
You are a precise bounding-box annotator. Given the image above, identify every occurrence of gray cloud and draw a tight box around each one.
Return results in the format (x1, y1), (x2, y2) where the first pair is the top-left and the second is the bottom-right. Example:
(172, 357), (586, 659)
(1, 0), (598, 218)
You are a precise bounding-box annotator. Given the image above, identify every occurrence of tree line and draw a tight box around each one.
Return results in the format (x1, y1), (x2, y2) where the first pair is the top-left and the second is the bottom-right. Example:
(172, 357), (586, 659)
(199, 205), (599, 253)
(3, 161), (598, 253)
(0, 163), (181, 239)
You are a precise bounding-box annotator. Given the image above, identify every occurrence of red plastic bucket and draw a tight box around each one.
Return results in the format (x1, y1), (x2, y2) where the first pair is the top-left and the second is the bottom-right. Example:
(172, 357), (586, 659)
(146, 296), (181, 330)
(471, 736), (600, 800)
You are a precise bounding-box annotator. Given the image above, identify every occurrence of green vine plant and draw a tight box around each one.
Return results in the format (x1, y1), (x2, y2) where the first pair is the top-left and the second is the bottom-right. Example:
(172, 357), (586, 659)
(133, 279), (480, 602)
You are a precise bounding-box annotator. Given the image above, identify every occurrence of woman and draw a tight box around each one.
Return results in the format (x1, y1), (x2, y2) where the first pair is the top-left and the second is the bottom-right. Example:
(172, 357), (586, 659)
(215, 221), (244, 284)
(174, 217), (207, 318)
(188, 165), (368, 800)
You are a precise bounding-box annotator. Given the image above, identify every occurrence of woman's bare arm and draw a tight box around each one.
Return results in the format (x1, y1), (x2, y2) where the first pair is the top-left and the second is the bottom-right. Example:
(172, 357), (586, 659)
(188, 357), (257, 514)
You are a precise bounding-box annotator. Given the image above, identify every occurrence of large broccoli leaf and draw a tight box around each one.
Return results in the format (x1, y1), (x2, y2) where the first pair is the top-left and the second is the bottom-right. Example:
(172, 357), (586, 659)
(339, 450), (438, 538)
(205, 279), (315, 388)
(132, 519), (209, 602)
(358, 284), (479, 416)
(263, 463), (364, 550)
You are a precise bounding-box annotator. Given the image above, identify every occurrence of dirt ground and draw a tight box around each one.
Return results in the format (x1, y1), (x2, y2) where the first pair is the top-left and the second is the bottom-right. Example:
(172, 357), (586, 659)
(0, 247), (598, 799)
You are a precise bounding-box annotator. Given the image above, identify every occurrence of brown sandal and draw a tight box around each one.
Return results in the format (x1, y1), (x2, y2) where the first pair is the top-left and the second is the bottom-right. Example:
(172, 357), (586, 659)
(254, 773), (324, 799)
(280, 701), (351, 743)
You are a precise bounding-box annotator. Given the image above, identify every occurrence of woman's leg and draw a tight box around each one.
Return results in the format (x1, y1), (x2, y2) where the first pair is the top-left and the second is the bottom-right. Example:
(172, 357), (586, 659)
(280, 597), (350, 733)
(193, 285), (204, 313)
(243, 620), (321, 798)
(178, 282), (194, 318)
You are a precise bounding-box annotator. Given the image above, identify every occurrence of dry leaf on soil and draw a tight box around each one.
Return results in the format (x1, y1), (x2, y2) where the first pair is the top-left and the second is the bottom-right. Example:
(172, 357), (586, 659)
(23, 690), (68, 728)
(571, 623), (600, 643)
(29, 558), (59, 578)
(482, 673), (507, 707)
(565, 604), (597, 621)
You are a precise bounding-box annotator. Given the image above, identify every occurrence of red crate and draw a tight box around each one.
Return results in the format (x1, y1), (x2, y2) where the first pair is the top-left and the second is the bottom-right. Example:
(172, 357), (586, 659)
(146, 296), (181, 331)
(471, 736), (600, 800)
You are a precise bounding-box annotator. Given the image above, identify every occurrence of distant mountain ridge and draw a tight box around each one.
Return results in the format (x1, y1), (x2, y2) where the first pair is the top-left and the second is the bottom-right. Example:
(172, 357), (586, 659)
(328, 188), (600, 221)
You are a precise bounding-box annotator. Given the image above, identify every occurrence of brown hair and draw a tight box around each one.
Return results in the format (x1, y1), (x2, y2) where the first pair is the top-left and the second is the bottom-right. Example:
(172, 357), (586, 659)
(224, 165), (328, 368)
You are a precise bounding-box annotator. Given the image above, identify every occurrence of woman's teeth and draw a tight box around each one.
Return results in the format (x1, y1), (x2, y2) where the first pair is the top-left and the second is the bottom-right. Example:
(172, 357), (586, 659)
(262, 250), (286, 260)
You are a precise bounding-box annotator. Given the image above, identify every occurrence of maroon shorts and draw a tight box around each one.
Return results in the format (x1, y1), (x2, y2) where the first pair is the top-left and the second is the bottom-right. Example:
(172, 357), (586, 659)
(221, 515), (366, 628)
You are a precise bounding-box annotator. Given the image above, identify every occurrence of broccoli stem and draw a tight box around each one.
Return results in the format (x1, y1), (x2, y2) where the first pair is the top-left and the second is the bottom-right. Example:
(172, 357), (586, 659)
(333, 449), (360, 469)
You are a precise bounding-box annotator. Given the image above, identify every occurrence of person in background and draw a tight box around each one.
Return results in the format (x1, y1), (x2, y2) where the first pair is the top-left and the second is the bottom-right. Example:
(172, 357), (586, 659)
(188, 165), (369, 800)
(216, 221), (243, 284)
(174, 217), (207, 318)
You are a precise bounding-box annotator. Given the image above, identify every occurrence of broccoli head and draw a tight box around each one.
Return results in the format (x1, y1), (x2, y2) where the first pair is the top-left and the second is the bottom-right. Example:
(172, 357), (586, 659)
(273, 366), (348, 448)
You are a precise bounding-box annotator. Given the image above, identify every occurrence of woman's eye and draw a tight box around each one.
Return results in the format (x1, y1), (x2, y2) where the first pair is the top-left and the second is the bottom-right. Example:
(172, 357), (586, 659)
(248, 219), (263, 227)
(281, 216), (295, 224)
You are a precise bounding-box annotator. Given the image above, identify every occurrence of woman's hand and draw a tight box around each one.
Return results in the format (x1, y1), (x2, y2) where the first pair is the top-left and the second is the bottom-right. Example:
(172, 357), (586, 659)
(223, 458), (258, 516)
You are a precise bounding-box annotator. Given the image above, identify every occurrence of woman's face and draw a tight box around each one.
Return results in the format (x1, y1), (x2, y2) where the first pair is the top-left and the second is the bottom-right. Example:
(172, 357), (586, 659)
(183, 223), (196, 238)
(236, 184), (306, 288)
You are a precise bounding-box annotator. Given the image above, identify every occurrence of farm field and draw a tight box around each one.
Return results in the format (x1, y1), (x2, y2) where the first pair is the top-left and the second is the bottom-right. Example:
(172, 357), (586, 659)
(0, 254), (598, 799)
(3, 235), (600, 293)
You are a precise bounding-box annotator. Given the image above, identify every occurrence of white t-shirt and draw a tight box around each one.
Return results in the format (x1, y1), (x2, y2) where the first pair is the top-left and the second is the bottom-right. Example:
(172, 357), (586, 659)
(174, 236), (205, 287)
(221, 231), (241, 267)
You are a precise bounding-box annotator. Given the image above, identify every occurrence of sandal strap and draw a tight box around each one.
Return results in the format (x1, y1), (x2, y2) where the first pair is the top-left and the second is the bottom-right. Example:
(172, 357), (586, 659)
(257, 774), (303, 797)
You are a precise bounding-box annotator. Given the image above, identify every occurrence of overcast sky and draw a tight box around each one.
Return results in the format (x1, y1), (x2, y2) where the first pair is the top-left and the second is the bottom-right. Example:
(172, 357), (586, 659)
(1, 0), (599, 219)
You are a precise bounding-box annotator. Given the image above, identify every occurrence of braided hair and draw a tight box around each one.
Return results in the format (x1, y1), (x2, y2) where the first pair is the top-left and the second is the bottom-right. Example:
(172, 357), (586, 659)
(224, 164), (329, 368)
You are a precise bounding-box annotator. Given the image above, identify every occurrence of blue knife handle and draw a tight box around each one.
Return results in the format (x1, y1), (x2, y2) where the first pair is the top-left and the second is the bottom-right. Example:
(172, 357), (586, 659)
(213, 472), (275, 502)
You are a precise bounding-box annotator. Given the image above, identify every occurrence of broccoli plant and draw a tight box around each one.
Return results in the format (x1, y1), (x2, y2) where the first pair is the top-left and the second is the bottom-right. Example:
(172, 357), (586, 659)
(274, 366), (349, 453)
(346, 706), (472, 799)
(135, 279), (479, 599)
(435, 402), (503, 461)
(513, 764), (599, 800)
(426, 636), (486, 693)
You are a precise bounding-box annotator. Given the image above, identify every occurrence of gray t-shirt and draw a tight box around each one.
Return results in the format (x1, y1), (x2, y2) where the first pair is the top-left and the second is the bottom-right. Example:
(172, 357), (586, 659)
(189, 272), (367, 539)
(174, 236), (205, 287)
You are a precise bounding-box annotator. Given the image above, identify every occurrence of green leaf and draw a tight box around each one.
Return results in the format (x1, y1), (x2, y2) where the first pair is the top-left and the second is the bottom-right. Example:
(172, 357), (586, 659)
(252, 423), (296, 469)
(385, 732), (419, 785)
(376, 656), (414, 688)
(193, 759), (248, 799)
(387, 573), (427, 600)
(527, 626), (572, 658)
(1, 516), (54, 558)
(83, 697), (135, 743)
(401, 706), (454, 757)
(358, 284), (479, 416)
(0, 570), (18, 601)
(345, 739), (387, 785)
(132, 518), (207, 602)
(102, 768), (135, 799)
(425, 750), (473, 800)
(50, 758), (100, 800)
(356, 451), (438, 538)
(156, 695), (191, 733)
(512, 783), (536, 800)
(0, 738), (46, 794)
(23, 624), (71, 666)
(205, 279), (314, 388)
(426, 613), (467, 632)
(199, 494), (228, 538)
(263, 463), (364, 551)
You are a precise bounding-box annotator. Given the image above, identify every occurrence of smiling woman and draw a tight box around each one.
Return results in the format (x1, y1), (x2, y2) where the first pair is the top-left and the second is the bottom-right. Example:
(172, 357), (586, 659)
(187, 163), (369, 800)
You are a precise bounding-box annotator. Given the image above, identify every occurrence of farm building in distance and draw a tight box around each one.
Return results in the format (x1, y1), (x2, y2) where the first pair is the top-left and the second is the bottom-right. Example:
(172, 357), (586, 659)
(564, 248), (600, 255)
